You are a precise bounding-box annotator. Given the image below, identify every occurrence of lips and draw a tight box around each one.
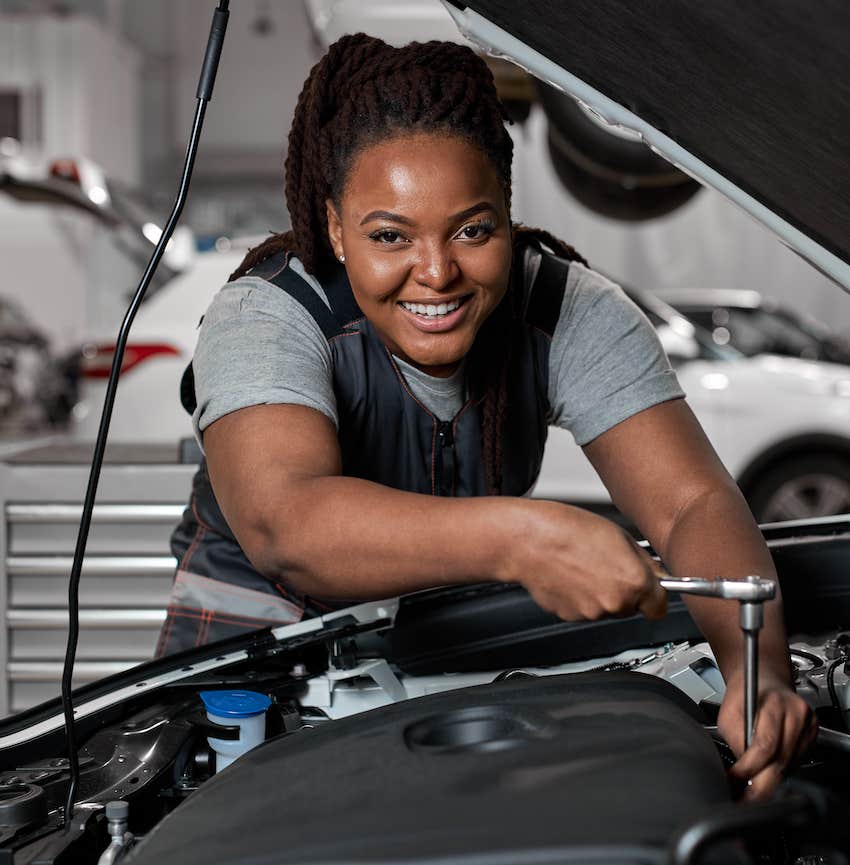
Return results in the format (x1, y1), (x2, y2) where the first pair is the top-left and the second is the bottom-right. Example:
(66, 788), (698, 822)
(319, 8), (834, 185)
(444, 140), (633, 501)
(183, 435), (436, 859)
(399, 297), (463, 317)
(397, 294), (472, 333)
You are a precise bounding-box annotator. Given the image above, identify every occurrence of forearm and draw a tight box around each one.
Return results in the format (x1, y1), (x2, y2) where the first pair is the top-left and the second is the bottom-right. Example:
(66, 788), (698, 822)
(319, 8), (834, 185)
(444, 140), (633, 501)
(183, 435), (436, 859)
(242, 475), (526, 599)
(655, 483), (792, 684)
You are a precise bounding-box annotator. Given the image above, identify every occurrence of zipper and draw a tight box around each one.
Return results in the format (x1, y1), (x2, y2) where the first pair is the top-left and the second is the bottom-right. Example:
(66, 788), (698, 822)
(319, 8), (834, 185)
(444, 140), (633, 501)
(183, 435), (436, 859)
(436, 421), (456, 496)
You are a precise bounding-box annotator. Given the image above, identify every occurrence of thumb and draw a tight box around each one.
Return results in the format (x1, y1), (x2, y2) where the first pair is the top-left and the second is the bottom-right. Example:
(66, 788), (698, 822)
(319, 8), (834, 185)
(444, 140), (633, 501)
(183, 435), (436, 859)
(636, 554), (669, 620)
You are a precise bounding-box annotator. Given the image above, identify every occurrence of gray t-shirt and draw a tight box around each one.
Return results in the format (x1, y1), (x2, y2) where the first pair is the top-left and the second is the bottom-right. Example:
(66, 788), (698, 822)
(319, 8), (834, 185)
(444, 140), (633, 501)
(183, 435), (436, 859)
(191, 255), (683, 448)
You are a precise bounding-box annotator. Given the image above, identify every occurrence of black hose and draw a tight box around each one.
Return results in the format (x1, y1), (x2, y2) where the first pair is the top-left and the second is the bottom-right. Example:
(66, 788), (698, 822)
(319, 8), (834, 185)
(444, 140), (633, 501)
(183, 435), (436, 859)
(826, 657), (847, 731)
(668, 787), (820, 865)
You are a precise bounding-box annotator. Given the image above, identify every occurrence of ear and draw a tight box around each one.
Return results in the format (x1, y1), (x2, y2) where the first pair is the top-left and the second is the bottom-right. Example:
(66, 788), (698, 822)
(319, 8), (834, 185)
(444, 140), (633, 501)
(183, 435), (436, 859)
(326, 199), (344, 261)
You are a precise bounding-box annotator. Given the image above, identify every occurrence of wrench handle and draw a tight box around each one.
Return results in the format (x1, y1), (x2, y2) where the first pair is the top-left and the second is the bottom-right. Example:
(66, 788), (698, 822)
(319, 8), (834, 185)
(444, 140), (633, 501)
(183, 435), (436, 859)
(744, 628), (758, 748)
(740, 601), (764, 750)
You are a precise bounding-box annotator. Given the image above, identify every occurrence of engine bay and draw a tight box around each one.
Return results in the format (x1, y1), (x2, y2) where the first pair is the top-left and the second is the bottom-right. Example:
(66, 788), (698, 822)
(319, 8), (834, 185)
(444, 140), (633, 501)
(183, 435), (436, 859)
(0, 624), (849, 863)
(0, 522), (849, 864)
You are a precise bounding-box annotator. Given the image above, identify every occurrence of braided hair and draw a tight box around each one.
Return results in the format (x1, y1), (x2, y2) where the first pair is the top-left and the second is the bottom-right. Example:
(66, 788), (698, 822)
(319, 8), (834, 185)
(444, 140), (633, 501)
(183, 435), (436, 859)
(232, 34), (585, 494)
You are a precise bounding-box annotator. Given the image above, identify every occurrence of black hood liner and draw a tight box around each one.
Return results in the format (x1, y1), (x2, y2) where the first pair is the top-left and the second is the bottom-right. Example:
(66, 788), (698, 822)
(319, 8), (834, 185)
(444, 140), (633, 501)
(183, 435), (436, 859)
(451, 0), (850, 277)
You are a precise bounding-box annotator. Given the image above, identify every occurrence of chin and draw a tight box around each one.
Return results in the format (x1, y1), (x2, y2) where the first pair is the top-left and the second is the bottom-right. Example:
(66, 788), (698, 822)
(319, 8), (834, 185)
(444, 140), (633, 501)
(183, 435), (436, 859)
(403, 341), (472, 375)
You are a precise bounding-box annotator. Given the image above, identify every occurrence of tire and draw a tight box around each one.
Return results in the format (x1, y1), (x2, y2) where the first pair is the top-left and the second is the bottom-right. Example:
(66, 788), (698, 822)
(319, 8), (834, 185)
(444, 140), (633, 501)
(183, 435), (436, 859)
(537, 81), (702, 221)
(747, 455), (850, 523)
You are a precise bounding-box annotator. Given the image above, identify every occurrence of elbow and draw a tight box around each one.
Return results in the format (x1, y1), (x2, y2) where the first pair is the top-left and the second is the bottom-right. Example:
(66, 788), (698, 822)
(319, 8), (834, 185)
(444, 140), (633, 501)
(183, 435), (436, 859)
(241, 519), (334, 599)
(656, 475), (752, 558)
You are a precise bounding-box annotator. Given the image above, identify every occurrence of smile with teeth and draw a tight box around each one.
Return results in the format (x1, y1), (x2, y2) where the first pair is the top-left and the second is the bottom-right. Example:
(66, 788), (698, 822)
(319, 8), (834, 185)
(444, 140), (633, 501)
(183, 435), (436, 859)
(399, 297), (465, 317)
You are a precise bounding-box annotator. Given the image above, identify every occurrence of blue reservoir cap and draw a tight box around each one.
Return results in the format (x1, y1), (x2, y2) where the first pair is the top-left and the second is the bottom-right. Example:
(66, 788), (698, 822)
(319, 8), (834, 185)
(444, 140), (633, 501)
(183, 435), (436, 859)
(200, 690), (271, 718)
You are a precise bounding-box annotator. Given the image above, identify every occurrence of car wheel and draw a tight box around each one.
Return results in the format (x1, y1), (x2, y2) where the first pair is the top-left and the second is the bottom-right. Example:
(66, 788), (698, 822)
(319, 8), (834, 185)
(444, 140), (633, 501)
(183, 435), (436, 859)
(748, 456), (850, 523)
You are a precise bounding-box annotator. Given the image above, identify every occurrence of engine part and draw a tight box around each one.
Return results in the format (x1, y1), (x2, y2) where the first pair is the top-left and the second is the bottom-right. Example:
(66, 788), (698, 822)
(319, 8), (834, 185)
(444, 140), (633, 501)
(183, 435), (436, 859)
(200, 691), (271, 771)
(124, 672), (730, 865)
(660, 576), (776, 747)
(97, 800), (134, 865)
(0, 783), (46, 834)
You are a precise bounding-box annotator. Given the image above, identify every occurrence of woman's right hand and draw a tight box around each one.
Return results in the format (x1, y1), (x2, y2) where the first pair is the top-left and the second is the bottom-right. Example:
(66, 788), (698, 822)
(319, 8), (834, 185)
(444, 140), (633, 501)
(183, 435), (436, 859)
(503, 500), (668, 622)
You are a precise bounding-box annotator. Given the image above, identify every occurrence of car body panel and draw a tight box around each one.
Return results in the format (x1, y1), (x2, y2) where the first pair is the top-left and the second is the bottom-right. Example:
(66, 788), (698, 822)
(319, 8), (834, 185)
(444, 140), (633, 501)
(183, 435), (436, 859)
(72, 250), (242, 442)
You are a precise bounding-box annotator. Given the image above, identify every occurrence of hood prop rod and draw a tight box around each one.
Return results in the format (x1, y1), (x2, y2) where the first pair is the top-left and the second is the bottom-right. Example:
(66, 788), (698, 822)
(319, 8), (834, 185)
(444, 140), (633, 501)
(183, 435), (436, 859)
(61, 0), (230, 829)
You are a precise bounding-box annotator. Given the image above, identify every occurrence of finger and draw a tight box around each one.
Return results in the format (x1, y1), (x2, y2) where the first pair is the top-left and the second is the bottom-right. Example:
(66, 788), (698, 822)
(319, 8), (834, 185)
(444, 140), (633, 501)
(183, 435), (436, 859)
(742, 760), (784, 801)
(628, 547), (669, 620)
(637, 576), (667, 620)
(728, 691), (785, 779)
(718, 709), (744, 760)
(785, 702), (818, 767)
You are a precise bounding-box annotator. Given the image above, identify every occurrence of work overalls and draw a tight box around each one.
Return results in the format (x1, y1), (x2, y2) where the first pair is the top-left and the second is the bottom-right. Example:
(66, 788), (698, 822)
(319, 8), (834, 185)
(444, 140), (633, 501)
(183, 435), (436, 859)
(155, 242), (571, 656)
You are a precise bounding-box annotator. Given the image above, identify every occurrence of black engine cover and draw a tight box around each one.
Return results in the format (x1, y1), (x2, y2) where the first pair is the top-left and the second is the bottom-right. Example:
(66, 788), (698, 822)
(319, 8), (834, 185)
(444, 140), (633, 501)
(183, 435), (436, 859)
(127, 672), (730, 865)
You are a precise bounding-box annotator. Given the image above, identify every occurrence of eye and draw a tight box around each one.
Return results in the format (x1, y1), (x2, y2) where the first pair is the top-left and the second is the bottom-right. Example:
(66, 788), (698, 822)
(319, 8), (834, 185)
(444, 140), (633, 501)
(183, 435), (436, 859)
(455, 219), (496, 241)
(368, 228), (409, 244)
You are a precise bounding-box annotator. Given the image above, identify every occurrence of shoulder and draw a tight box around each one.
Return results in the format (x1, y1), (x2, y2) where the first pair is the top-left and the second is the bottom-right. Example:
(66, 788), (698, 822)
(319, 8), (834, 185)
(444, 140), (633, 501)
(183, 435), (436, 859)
(552, 261), (661, 361)
(519, 242), (630, 337)
(561, 261), (639, 325)
(199, 256), (332, 334)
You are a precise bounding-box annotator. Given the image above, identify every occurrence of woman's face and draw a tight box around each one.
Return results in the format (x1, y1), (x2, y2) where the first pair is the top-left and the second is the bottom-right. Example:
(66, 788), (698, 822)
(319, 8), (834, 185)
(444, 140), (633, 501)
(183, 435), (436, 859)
(326, 133), (512, 377)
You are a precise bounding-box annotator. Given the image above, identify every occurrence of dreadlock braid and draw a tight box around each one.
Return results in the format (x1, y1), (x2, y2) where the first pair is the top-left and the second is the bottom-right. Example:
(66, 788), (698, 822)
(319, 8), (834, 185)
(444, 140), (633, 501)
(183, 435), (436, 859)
(231, 34), (512, 280)
(229, 34), (585, 495)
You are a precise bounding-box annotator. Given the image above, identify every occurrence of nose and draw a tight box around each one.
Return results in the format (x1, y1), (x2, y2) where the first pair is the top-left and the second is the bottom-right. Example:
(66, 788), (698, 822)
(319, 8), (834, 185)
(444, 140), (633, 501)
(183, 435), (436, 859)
(412, 241), (459, 292)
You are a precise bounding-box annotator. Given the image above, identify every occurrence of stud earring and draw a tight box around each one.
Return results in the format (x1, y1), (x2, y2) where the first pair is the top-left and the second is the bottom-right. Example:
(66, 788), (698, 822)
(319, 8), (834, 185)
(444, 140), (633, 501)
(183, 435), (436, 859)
(339, 254), (346, 263)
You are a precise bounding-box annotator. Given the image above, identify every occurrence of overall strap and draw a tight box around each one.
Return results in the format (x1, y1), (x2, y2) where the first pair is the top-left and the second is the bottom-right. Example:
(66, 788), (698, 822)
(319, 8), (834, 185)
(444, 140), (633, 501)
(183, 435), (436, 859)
(251, 252), (344, 339)
(180, 252), (361, 415)
(523, 246), (572, 337)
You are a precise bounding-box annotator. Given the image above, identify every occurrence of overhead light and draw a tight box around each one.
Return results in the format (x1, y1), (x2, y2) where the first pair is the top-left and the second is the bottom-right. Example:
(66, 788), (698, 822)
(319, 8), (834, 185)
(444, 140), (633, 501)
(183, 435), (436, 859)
(87, 186), (108, 205)
(700, 373), (729, 391)
(142, 222), (162, 245)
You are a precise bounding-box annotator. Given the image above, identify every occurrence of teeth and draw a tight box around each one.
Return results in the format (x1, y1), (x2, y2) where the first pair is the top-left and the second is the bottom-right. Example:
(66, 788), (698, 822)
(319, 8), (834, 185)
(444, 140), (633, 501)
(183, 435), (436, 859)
(401, 298), (462, 317)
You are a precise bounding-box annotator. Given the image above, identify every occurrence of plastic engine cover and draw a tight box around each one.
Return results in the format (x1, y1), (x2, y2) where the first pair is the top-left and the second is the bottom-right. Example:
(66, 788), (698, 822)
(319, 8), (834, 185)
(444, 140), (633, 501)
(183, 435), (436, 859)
(126, 672), (731, 865)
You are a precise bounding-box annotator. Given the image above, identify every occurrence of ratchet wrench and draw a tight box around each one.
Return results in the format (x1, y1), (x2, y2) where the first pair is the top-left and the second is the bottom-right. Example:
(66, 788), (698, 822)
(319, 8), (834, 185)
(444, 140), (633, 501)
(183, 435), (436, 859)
(659, 575), (776, 749)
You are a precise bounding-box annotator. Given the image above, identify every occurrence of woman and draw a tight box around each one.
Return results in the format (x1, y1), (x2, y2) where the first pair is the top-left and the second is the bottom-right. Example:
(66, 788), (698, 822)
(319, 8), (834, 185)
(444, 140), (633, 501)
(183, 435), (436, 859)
(157, 34), (814, 797)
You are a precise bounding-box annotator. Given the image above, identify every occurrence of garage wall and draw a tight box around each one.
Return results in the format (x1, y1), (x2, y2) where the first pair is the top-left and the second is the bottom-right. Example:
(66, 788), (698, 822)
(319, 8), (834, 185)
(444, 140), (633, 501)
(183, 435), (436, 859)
(172, 0), (315, 155)
(0, 12), (140, 185)
(154, 0), (318, 237)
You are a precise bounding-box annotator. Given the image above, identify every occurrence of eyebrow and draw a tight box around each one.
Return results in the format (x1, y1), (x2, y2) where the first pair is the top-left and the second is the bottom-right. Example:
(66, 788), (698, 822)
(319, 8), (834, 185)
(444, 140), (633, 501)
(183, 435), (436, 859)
(359, 201), (497, 227)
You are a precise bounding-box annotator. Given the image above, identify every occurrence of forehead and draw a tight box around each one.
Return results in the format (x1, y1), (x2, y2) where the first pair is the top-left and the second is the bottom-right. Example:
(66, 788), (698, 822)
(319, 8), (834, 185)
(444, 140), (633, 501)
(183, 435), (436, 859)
(341, 133), (504, 216)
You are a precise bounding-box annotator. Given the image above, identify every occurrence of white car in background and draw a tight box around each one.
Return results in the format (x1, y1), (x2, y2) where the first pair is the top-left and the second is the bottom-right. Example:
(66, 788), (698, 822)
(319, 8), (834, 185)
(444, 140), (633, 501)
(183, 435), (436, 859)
(655, 288), (850, 366)
(538, 287), (850, 523)
(0, 153), (196, 355)
(73, 248), (850, 524)
(71, 244), (244, 445)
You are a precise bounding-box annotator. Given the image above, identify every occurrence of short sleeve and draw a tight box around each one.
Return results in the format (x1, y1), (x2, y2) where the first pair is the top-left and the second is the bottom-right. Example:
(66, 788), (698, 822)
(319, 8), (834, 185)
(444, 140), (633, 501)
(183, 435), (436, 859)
(192, 276), (337, 444)
(547, 263), (684, 446)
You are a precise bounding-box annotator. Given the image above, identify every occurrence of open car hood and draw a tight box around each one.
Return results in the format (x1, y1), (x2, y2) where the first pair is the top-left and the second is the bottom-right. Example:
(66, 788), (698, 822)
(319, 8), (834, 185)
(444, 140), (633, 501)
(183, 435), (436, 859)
(443, 1), (850, 290)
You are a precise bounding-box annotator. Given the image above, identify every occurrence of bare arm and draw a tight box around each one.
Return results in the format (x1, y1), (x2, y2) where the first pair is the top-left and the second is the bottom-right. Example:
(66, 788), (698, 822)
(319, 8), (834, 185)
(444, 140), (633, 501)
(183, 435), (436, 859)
(203, 402), (667, 617)
(584, 398), (790, 678)
(584, 398), (814, 795)
(204, 404), (511, 598)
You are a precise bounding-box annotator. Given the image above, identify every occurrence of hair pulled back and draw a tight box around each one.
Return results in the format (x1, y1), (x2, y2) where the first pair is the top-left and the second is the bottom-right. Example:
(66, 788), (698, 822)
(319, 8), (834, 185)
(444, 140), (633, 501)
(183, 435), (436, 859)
(232, 34), (585, 494)
(232, 33), (514, 280)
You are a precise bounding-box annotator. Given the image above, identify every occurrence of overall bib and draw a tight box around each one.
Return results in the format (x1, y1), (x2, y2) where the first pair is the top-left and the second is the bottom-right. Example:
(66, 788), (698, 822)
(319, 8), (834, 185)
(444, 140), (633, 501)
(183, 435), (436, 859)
(155, 243), (571, 655)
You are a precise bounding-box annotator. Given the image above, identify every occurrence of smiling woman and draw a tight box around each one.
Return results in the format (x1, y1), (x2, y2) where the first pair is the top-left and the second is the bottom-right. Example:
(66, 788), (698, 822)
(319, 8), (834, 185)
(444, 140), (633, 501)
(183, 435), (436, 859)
(156, 33), (814, 799)
(325, 134), (512, 377)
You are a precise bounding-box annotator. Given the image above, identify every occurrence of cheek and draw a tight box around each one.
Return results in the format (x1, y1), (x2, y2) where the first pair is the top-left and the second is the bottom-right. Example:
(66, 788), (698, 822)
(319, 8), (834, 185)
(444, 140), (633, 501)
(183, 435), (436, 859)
(347, 252), (410, 307)
(462, 242), (513, 297)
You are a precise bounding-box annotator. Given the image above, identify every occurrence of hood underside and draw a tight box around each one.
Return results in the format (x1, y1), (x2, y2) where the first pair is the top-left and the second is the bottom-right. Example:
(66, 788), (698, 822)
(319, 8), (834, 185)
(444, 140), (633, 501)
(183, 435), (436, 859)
(443, 1), (850, 290)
